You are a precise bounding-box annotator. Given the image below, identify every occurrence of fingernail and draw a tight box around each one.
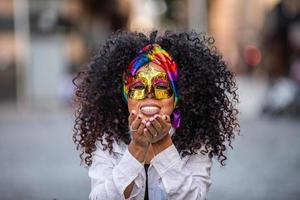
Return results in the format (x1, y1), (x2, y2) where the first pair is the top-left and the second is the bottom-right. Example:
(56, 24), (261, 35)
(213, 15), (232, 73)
(154, 115), (159, 119)
(150, 117), (154, 121)
(146, 122), (150, 126)
(142, 119), (146, 124)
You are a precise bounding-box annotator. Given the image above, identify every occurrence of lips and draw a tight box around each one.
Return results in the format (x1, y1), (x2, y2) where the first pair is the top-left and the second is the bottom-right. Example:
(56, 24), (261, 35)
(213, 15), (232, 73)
(140, 104), (161, 116)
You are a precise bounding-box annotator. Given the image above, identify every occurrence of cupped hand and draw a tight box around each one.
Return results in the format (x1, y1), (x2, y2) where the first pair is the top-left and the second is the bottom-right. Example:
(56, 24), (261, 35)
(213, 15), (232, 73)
(143, 114), (171, 143)
(128, 110), (150, 148)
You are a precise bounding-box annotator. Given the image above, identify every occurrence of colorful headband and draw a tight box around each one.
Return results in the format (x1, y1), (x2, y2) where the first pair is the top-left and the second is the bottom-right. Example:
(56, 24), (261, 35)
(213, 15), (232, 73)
(122, 44), (181, 128)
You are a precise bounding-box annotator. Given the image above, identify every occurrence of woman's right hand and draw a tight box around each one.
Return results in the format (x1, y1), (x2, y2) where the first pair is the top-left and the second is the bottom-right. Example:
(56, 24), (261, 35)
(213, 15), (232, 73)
(128, 110), (149, 149)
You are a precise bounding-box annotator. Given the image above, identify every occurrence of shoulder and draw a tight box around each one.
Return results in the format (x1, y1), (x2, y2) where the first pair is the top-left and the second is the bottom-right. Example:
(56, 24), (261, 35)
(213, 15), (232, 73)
(89, 137), (128, 168)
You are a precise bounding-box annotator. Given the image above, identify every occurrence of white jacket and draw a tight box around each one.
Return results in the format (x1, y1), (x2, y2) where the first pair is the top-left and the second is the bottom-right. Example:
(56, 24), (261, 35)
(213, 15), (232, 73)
(89, 128), (212, 200)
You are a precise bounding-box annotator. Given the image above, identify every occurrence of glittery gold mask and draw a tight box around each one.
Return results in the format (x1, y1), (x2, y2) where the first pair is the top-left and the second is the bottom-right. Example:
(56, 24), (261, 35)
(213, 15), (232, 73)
(127, 65), (173, 100)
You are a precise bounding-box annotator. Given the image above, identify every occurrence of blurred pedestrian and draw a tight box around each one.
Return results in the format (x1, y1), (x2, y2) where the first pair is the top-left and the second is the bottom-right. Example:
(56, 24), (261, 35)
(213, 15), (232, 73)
(261, 0), (300, 116)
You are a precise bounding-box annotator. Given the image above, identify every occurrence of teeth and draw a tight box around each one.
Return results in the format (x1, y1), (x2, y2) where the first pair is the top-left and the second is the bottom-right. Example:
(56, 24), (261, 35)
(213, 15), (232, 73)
(140, 106), (160, 115)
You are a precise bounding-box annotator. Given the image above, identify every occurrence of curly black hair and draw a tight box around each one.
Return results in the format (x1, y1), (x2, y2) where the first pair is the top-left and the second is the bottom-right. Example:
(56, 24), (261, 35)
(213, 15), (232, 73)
(73, 30), (239, 167)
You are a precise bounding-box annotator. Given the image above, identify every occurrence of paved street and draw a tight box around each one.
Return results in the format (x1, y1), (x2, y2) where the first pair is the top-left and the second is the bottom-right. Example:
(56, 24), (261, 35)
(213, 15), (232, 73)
(0, 78), (300, 200)
(0, 109), (90, 200)
(209, 116), (300, 200)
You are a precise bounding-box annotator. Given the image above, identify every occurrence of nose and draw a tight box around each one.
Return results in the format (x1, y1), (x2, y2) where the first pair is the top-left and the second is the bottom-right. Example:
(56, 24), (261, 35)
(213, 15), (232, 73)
(146, 92), (154, 98)
(145, 86), (155, 99)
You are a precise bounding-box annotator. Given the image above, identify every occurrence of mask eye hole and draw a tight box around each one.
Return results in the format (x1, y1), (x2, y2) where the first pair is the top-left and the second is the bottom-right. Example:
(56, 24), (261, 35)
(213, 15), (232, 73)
(130, 82), (145, 90)
(154, 81), (170, 90)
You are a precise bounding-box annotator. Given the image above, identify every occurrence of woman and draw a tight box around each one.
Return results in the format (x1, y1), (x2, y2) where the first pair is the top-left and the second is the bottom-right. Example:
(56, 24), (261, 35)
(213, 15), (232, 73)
(73, 30), (239, 200)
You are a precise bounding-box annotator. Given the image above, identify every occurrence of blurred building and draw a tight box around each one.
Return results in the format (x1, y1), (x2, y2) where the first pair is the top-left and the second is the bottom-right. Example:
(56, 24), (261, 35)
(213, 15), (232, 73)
(0, 0), (208, 111)
(208, 0), (281, 74)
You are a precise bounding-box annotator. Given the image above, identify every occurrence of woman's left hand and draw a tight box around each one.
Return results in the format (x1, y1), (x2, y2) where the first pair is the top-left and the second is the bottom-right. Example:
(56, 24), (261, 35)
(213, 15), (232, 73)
(143, 114), (171, 143)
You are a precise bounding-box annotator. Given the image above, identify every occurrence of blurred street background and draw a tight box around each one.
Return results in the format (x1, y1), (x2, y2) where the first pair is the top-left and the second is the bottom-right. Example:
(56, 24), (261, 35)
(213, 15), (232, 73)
(0, 0), (300, 199)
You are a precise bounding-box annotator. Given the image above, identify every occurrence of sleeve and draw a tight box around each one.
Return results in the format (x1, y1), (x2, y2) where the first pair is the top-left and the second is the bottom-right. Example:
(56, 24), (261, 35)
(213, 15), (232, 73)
(151, 144), (212, 200)
(88, 146), (146, 200)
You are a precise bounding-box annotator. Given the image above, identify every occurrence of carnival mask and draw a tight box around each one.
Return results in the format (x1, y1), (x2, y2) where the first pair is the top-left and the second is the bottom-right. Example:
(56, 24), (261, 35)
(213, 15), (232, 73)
(126, 65), (173, 100)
